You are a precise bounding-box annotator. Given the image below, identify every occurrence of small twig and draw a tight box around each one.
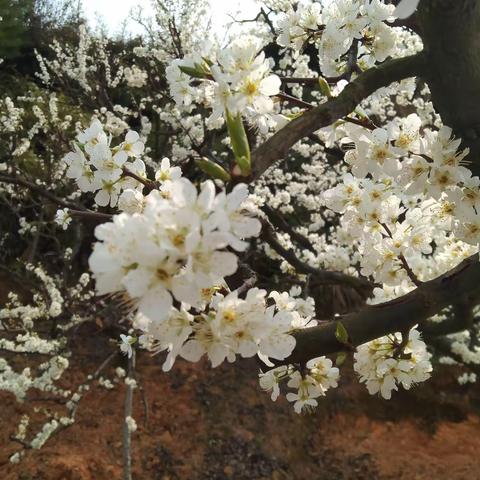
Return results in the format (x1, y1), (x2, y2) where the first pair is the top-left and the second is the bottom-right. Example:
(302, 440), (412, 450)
(380, 222), (422, 287)
(60, 351), (120, 428)
(261, 220), (374, 293)
(398, 255), (423, 287)
(235, 270), (258, 297)
(261, 205), (316, 253)
(279, 76), (320, 85)
(260, 7), (276, 34)
(27, 208), (44, 263)
(137, 378), (150, 428)
(69, 209), (113, 222)
(121, 167), (158, 192)
(276, 92), (314, 110)
(123, 350), (136, 480)
(0, 174), (83, 210)
(393, 328), (411, 358)
(344, 115), (377, 130)
(344, 39), (360, 83)
(9, 436), (30, 449)
(0, 174), (114, 227)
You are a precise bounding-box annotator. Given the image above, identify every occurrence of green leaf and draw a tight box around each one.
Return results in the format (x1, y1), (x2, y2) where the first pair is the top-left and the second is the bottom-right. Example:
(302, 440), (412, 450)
(225, 109), (251, 176)
(178, 65), (209, 79)
(284, 111), (303, 121)
(318, 77), (332, 98)
(335, 321), (349, 345)
(336, 352), (347, 366)
(195, 157), (231, 182)
(202, 56), (214, 67)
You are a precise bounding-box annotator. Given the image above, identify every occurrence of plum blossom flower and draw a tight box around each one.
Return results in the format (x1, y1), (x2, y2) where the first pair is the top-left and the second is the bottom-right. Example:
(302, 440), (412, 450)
(354, 327), (432, 399)
(119, 334), (135, 358)
(54, 209), (71, 230)
(155, 157), (182, 183)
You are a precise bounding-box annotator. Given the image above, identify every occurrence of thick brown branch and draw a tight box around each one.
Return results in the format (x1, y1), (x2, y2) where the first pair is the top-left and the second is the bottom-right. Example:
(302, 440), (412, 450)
(285, 253), (480, 365)
(251, 53), (426, 180)
(417, 0), (480, 174)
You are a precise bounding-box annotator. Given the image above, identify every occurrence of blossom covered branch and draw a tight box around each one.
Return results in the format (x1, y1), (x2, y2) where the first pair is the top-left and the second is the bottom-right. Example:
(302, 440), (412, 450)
(286, 253), (480, 366)
(251, 52), (426, 180)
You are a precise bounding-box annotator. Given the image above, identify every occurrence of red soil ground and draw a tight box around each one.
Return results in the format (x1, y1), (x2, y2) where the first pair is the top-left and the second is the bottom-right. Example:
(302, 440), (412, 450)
(1, 348), (480, 480)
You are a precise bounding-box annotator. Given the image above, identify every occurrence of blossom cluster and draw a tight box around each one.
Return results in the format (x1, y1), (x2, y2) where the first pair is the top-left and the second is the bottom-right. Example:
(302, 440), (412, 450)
(89, 173), (261, 326)
(0, 355), (69, 402)
(277, 0), (400, 76)
(7, 0), (480, 459)
(166, 36), (283, 133)
(260, 356), (339, 414)
(323, 116), (480, 295)
(138, 286), (314, 372)
(354, 327), (432, 399)
(63, 120), (146, 207)
(1, 264), (64, 329)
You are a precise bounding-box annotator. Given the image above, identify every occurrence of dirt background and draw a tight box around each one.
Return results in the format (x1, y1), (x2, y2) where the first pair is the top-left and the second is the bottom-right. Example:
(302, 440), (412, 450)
(1, 344), (480, 480)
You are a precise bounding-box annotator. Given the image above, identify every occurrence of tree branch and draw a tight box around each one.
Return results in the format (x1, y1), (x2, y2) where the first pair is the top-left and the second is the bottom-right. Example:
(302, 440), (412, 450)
(284, 253), (480, 366)
(261, 205), (316, 253)
(69, 209), (113, 222)
(0, 174), (83, 210)
(251, 53), (426, 180)
(260, 221), (373, 294)
(417, 0), (480, 174)
(121, 167), (158, 192)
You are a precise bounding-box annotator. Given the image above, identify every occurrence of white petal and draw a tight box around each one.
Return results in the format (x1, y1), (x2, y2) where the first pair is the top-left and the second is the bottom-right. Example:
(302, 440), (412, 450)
(138, 286), (172, 323)
(227, 184), (248, 211)
(113, 150), (128, 166)
(394, 0), (420, 19)
(95, 190), (110, 207)
(180, 340), (205, 362)
(208, 344), (229, 367)
(198, 180), (216, 212)
(259, 75), (281, 96)
(126, 130), (140, 143)
(210, 251), (238, 277)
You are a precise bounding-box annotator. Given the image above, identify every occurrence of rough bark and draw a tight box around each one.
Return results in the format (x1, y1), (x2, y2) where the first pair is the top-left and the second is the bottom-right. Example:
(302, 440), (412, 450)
(251, 53), (426, 180)
(285, 254), (480, 365)
(260, 2), (480, 366)
(418, 0), (480, 174)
